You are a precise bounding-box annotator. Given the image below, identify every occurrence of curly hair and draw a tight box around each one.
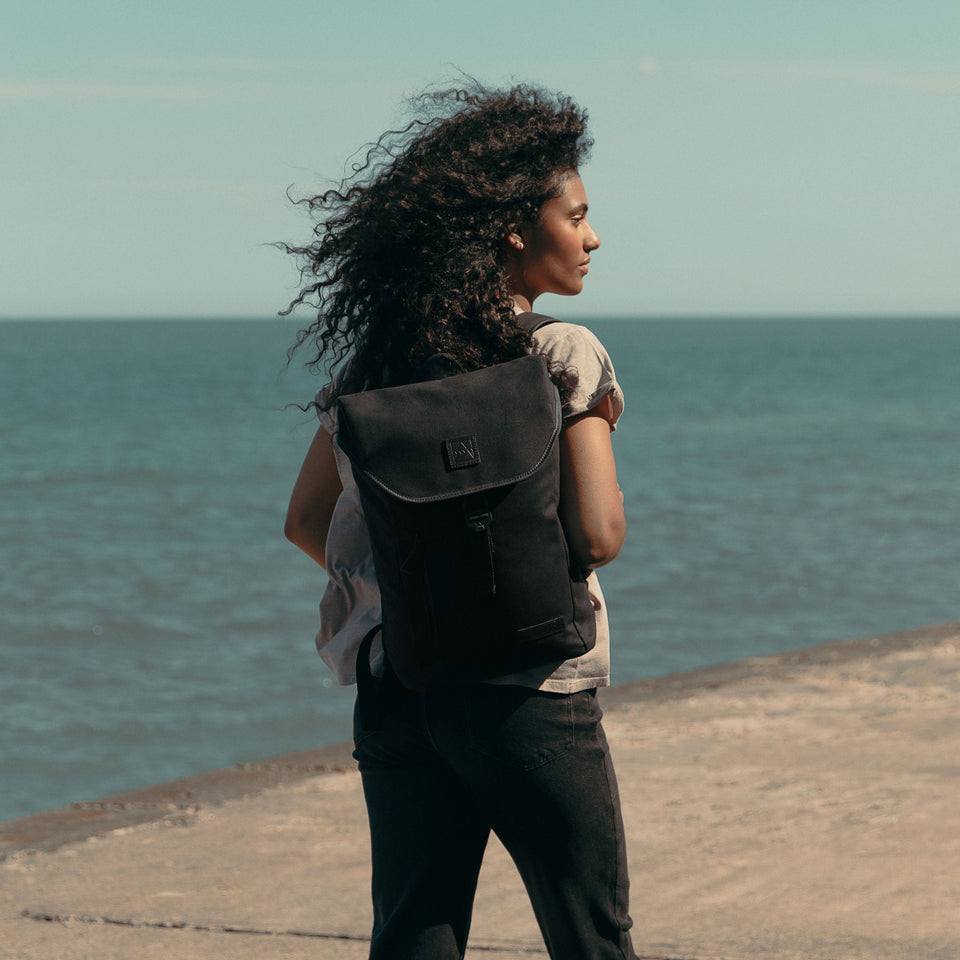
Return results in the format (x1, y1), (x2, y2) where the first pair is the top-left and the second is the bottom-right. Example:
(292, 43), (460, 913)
(281, 81), (592, 405)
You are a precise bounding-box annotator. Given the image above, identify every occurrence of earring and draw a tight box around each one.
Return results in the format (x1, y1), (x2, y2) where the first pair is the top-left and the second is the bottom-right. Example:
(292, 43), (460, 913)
(517, 241), (524, 250)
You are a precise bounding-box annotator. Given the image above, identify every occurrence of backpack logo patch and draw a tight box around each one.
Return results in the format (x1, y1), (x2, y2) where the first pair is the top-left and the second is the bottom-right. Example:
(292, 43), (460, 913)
(444, 435), (481, 470)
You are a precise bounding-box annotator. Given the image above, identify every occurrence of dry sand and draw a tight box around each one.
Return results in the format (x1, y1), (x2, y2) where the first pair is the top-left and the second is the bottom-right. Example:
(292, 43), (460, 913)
(2, 621), (958, 959)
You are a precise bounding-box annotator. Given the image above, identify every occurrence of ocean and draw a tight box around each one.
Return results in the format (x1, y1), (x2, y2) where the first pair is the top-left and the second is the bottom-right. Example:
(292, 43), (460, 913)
(1, 315), (958, 823)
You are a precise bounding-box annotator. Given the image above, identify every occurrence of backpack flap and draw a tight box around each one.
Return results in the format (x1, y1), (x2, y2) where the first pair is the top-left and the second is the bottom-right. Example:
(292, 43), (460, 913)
(336, 354), (560, 502)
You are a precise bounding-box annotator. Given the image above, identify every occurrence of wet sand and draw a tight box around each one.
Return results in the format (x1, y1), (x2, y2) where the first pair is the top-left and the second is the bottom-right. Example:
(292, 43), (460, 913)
(2, 620), (958, 959)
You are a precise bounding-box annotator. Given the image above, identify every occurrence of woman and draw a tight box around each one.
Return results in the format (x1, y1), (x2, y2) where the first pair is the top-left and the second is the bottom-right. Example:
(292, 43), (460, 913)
(284, 83), (635, 960)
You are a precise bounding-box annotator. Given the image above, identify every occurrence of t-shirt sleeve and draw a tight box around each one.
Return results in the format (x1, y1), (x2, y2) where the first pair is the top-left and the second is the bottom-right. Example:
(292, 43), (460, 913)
(315, 380), (337, 434)
(532, 322), (625, 429)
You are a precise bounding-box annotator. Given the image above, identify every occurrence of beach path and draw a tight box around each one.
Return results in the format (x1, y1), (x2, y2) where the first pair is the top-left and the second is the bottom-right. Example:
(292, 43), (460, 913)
(2, 621), (959, 959)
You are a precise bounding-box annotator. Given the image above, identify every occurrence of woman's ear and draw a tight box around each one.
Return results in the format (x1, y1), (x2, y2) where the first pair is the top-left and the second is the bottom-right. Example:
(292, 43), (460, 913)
(508, 231), (524, 252)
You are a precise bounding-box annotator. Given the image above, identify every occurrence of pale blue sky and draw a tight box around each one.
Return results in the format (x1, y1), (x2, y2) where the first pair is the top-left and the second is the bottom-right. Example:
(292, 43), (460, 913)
(3, 0), (959, 317)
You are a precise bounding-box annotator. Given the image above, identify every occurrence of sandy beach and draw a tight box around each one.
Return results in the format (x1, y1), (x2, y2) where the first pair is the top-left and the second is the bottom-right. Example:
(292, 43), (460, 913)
(2, 620), (958, 960)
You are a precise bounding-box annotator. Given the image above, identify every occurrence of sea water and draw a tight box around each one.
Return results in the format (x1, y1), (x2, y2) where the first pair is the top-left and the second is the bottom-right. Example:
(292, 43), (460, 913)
(1, 316), (958, 822)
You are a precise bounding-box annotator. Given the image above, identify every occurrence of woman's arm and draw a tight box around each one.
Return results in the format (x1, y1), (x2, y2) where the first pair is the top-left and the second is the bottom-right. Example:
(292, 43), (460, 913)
(558, 406), (626, 569)
(284, 426), (343, 569)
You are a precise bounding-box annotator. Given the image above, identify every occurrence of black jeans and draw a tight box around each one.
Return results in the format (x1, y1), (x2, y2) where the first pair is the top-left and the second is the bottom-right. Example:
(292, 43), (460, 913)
(352, 681), (637, 959)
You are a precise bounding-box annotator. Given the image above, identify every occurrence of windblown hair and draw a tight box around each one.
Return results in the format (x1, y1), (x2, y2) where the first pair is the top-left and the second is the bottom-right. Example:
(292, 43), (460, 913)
(281, 82), (592, 406)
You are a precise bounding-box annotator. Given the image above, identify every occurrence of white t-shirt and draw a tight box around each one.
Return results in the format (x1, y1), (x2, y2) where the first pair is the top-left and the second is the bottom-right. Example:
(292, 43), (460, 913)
(313, 321), (625, 692)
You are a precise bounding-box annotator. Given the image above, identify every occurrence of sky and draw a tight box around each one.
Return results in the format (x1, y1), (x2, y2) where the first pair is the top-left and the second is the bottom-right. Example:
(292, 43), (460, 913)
(2, 0), (959, 318)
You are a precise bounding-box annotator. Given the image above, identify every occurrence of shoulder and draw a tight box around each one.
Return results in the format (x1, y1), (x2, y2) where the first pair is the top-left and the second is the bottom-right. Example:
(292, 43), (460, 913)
(315, 380), (338, 434)
(531, 320), (610, 360)
(532, 321), (625, 427)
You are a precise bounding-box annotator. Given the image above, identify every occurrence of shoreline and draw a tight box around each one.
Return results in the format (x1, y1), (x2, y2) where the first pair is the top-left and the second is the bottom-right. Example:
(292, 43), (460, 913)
(4, 618), (959, 958)
(3, 618), (957, 861)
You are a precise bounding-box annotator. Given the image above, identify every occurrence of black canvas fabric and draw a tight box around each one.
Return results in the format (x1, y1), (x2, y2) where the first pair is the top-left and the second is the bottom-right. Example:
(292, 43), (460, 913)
(336, 313), (596, 691)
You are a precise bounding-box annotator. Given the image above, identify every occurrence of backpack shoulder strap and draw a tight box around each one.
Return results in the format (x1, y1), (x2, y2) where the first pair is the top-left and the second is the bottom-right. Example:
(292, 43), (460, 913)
(516, 311), (561, 335)
(416, 352), (465, 382)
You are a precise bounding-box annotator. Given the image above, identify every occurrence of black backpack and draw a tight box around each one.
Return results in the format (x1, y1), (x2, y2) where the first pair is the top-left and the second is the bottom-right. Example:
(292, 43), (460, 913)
(335, 312), (596, 693)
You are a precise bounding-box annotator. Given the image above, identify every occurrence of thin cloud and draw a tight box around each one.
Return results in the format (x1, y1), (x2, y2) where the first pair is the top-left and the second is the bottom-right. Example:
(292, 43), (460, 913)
(675, 60), (960, 95)
(828, 66), (960, 94)
(0, 81), (218, 101)
(782, 63), (960, 94)
(113, 55), (308, 72)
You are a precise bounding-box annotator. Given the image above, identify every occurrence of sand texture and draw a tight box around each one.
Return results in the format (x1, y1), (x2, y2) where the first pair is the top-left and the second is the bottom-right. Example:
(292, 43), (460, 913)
(2, 621), (958, 959)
